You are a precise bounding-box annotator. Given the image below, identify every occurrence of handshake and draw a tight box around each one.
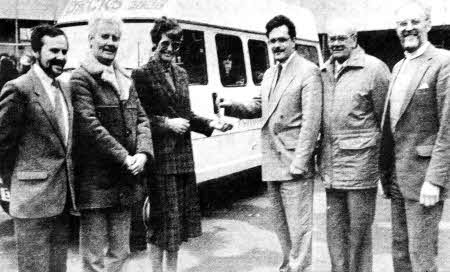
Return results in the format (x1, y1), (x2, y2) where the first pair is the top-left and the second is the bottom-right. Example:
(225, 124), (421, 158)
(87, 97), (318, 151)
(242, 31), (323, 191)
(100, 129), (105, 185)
(165, 117), (233, 134)
(165, 94), (234, 134)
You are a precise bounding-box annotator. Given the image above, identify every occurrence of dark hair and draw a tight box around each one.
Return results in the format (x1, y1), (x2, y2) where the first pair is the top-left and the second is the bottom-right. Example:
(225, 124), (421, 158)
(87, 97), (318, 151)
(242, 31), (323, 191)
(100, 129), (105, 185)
(30, 24), (67, 53)
(265, 15), (296, 39)
(150, 16), (182, 48)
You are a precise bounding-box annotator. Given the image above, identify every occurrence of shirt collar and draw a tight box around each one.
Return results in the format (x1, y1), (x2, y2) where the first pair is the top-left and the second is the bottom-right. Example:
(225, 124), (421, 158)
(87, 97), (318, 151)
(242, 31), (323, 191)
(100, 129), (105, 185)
(335, 58), (347, 71)
(278, 51), (295, 69)
(404, 41), (430, 60)
(33, 63), (55, 86)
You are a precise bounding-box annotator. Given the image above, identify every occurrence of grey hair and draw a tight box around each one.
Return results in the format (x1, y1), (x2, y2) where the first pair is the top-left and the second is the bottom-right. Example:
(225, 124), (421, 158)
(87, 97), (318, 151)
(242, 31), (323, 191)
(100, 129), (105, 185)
(396, 1), (432, 21)
(326, 17), (358, 37)
(88, 13), (124, 38)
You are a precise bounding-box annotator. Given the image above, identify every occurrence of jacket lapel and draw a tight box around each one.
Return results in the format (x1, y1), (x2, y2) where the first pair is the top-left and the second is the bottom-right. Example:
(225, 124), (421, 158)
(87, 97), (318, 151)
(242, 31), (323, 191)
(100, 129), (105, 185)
(381, 59), (403, 132)
(59, 81), (72, 151)
(263, 66), (277, 102)
(155, 59), (178, 96)
(31, 70), (67, 150)
(264, 54), (297, 124)
(396, 56), (431, 124)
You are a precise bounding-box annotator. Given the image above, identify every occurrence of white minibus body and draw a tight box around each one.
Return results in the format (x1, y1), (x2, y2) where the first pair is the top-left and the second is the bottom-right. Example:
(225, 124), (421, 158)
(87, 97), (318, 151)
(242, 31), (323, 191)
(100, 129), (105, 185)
(57, 0), (322, 183)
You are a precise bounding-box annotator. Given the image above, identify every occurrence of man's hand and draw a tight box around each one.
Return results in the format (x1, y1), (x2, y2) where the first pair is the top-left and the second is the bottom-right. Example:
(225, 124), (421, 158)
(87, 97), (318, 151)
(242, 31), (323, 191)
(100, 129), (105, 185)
(166, 118), (190, 134)
(420, 181), (441, 207)
(210, 120), (233, 132)
(128, 153), (147, 176)
(217, 97), (233, 109)
(289, 164), (304, 179)
(124, 155), (136, 169)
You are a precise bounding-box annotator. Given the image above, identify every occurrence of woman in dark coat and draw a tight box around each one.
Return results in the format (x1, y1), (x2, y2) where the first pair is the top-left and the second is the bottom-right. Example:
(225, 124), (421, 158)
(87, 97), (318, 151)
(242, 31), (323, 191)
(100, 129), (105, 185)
(131, 17), (231, 272)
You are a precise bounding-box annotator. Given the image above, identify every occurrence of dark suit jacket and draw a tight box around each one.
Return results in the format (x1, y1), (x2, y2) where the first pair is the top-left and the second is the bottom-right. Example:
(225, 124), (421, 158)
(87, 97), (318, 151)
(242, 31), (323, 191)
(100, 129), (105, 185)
(380, 44), (450, 201)
(0, 68), (76, 218)
(131, 57), (213, 175)
(225, 53), (322, 181)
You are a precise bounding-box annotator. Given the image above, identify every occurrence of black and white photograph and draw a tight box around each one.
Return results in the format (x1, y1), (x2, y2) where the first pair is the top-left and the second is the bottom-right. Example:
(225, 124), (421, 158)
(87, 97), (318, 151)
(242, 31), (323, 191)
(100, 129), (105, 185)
(0, 0), (449, 271)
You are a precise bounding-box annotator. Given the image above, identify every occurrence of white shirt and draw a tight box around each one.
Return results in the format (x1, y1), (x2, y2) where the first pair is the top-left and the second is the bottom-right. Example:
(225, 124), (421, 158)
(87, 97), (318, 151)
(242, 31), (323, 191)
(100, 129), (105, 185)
(271, 52), (295, 91)
(33, 64), (69, 145)
(389, 42), (430, 131)
(404, 41), (430, 60)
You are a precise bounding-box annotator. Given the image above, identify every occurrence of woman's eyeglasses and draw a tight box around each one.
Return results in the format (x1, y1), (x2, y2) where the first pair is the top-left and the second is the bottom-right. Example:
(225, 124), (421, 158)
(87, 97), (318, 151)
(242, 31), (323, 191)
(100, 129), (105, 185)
(160, 40), (182, 52)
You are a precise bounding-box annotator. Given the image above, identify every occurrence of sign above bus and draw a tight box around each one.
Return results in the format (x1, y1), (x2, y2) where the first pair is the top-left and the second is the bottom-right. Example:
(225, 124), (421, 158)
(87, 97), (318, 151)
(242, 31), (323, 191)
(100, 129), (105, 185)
(62, 0), (168, 17)
(58, 0), (319, 42)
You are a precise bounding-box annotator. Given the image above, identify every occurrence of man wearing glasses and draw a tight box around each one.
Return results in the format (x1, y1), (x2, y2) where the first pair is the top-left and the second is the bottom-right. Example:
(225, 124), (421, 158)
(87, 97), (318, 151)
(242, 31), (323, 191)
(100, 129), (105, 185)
(380, 2), (450, 271)
(319, 18), (390, 272)
(219, 15), (322, 272)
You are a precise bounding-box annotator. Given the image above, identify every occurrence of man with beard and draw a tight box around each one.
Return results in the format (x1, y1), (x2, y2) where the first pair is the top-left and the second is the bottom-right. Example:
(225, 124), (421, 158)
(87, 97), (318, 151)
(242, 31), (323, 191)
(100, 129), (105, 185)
(219, 15), (322, 272)
(380, 2), (450, 271)
(70, 14), (153, 272)
(319, 19), (390, 272)
(0, 25), (75, 272)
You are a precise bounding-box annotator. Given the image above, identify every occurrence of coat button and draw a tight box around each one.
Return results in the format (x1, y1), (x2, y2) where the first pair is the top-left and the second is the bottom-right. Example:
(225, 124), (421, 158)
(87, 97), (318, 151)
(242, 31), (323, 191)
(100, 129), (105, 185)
(125, 128), (132, 137)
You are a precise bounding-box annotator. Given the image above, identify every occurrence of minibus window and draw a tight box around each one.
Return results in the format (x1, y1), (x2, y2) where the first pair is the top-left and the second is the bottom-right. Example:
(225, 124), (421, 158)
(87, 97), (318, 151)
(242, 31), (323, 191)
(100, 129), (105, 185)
(215, 34), (246, 87)
(248, 40), (269, 85)
(178, 30), (207, 85)
(296, 44), (319, 66)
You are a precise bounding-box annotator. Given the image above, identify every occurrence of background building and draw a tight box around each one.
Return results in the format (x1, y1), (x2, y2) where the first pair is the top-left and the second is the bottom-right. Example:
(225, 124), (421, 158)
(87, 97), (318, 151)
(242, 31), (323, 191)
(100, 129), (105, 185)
(291, 0), (450, 68)
(0, 0), (68, 57)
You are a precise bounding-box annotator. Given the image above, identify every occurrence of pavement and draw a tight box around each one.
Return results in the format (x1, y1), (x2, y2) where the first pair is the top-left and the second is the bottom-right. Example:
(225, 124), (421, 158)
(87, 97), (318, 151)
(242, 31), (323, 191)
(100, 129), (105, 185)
(0, 176), (449, 272)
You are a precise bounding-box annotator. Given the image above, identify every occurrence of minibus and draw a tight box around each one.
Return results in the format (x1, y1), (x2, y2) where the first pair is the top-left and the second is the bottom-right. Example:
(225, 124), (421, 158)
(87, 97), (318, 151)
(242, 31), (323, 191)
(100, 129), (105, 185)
(0, 0), (322, 211)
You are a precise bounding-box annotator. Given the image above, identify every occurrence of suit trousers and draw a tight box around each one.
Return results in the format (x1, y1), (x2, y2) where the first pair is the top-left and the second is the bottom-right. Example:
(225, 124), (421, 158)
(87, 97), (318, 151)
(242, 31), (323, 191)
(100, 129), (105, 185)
(268, 178), (314, 272)
(325, 188), (377, 272)
(14, 209), (71, 272)
(390, 182), (443, 272)
(80, 207), (131, 272)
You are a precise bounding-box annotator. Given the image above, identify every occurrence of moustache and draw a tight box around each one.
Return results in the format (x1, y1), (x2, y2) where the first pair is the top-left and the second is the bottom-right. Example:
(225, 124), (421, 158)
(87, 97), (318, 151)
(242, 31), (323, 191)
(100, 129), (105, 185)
(331, 46), (345, 51)
(49, 59), (66, 67)
(102, 46), (117, 52)
(402, 29), (419, 38)
(273, 48), (285, 54)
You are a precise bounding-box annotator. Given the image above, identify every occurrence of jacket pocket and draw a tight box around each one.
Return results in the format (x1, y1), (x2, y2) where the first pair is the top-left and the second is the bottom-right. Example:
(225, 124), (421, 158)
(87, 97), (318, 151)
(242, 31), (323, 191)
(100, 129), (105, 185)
(338, 133), (377, 150)
(416, 145), (433, 158)
(17, 171), (48, 180)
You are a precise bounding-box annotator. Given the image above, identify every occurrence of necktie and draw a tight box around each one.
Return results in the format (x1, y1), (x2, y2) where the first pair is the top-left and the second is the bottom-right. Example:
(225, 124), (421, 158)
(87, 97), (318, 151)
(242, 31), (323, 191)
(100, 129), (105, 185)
(269, 64), (282, 100)
(275, 64), (282, 86)
(52, 80), (67, 145)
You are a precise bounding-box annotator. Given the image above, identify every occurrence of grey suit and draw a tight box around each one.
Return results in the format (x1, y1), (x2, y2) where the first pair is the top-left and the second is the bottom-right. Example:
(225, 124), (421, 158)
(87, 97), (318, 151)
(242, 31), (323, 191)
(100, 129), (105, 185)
(380, 44), (450, 272)
(0, 67), (76, 272)
(225, 52), (322, 272)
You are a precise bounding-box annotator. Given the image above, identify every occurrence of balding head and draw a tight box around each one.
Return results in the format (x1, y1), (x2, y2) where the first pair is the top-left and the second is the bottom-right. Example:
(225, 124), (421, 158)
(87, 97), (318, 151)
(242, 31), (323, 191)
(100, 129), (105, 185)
(394, 1), (431, 53)
(327, 18), (358, 63)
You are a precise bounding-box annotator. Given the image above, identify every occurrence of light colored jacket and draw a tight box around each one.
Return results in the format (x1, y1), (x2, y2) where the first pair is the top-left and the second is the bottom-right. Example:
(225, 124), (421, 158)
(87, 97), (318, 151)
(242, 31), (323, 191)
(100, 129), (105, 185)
(225, 53), (322, 181)
(319, 47), (390, 189)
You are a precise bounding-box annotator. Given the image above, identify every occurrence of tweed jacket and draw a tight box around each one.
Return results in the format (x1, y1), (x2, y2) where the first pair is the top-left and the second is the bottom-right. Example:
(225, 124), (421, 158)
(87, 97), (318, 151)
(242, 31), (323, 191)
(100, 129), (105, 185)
(131, 57), (213, 175)
(319, 47), (390, 189)
(0, 68), (76, 218)
(70, 55), (153, 209)
(225, 53), (322, 181)
(380, 44), (450, 201)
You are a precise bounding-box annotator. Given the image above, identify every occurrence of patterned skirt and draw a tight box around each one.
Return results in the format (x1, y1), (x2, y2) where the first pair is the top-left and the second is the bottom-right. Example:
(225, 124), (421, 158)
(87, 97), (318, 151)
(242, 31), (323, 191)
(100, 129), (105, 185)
(147, 173), (202, 252)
